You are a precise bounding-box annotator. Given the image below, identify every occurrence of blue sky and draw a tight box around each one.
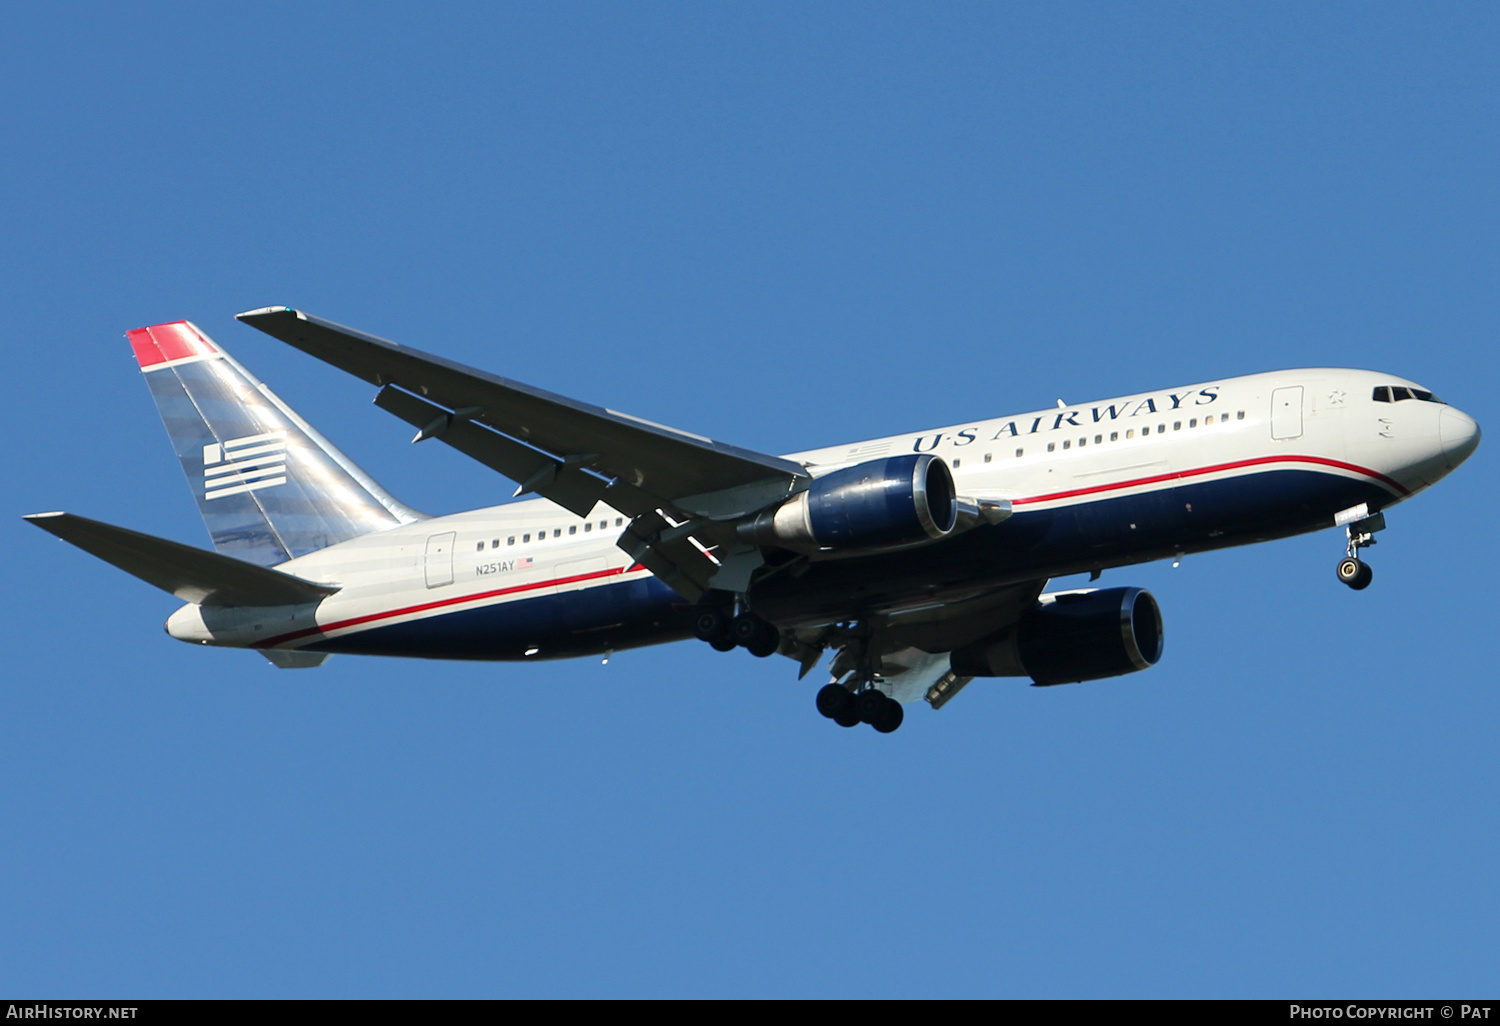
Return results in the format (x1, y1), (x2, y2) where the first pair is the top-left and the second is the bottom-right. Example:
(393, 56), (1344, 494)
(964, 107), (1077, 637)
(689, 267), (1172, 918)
(3, 2), (1496, 997)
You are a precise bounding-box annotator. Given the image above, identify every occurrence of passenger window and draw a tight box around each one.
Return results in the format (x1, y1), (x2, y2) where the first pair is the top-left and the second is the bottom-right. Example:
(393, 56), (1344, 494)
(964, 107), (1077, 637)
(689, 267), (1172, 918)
(984, 453), (993, 463)
(553, 529), (561, 538)
(601, 520), (608, 530)
(1110, 432), (1118, 441)
(1237, 411), (1245, 420)
(1159, 424), (1166, 433)
(1142, 426), (1150, 435)
(952, 459), (960, 468)
(476, 541), (484, 551)
(1015, 448), (1024, 458)
(1062, 440), (1071, 450)
(523, 533), (530, 543)
(507, 537), (515, 545)
(1173, 422), (1181, 431)
(584, 523), (592, 532)
(1126, 429), (1134, 439)
(1095, 435), (1103, 444)
(1047, 442), (1056, 452)
(1189, 418), (1197, 428)
(615, 518), (623, 527)
(1077, 438), (1085, 447)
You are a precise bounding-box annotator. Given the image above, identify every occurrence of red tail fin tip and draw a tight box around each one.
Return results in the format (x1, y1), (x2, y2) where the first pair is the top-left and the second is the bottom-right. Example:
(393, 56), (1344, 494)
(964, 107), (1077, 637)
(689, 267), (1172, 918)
(127, 321), (218, 370)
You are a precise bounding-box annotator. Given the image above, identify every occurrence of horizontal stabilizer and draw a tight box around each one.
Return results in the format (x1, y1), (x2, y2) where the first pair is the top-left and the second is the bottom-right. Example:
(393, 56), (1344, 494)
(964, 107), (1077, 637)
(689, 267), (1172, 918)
(23, 512), (341, 607)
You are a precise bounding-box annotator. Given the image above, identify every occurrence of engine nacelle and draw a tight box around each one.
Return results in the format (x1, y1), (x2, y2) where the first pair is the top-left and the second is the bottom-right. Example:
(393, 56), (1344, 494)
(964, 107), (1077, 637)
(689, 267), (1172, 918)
(950, 587), (1163, 686)
(739, 454), (957, 553)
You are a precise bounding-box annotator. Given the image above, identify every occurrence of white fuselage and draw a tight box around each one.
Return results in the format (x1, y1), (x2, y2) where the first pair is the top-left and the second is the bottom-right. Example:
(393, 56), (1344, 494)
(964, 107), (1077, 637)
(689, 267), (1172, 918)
(166, 367), (1478, 657)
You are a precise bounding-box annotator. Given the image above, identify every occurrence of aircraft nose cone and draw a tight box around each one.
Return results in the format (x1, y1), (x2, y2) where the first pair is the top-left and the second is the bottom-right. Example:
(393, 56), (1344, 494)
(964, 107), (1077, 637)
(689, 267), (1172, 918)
(1440, 407), (1481, 469)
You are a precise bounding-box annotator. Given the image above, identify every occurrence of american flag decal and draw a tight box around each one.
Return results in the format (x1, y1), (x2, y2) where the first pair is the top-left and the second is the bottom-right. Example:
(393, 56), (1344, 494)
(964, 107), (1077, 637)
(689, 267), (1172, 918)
(203, 430), (288, 500)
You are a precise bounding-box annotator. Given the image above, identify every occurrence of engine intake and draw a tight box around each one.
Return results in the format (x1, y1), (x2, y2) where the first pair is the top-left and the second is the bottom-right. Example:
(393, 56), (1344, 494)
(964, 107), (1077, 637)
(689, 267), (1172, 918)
(950, 587), (1163, 686)
(739, 454), (956, 553)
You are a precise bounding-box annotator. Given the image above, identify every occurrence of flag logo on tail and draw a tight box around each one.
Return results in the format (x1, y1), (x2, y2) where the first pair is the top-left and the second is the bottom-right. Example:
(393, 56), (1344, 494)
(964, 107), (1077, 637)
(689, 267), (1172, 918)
(203, 431), (288, 500)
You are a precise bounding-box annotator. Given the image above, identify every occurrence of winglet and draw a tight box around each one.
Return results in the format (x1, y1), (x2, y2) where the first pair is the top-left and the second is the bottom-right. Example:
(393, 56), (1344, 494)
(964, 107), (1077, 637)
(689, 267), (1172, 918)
(127, 321), (219, 371)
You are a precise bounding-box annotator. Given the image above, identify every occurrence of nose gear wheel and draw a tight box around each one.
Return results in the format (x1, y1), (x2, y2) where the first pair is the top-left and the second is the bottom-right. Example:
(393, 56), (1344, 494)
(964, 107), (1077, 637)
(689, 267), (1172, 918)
(1337, 556), (1373, 590)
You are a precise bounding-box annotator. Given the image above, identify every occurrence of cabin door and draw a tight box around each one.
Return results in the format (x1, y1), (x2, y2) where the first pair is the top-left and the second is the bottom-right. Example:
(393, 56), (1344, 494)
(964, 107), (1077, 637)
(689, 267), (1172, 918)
(424, 531), (456, 588)
(1271, 386), (1304, 440)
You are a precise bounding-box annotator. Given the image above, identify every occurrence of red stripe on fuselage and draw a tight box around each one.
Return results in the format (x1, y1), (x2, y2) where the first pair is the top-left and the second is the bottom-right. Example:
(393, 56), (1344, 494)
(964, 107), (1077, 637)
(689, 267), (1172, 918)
(1010, 454), (1408, 506)
(256, 563), (649, 648)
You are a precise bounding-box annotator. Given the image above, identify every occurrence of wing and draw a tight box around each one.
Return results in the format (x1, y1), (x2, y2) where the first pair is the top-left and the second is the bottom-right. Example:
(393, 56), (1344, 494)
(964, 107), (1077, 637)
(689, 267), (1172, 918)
(236, 307), (810, 600)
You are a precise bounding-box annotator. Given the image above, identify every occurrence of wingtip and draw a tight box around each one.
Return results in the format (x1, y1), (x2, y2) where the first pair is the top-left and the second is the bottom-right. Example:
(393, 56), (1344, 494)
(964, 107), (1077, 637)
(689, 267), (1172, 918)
(235, 306), (302, 322)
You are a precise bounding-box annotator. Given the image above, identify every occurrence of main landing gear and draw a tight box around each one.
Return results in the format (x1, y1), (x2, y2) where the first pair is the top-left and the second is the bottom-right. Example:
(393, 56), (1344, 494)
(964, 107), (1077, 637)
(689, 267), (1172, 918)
(691, 606), (780, 657)
(816, 682), (904, 733)
(1335, 509), (1385, 591)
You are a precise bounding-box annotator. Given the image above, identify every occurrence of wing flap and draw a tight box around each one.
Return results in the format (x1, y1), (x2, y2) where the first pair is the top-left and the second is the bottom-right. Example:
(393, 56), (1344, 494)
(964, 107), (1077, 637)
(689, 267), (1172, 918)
(617, 510), (721, 603)
(24, 512), (340, 607)
(374, 385), (613, 518)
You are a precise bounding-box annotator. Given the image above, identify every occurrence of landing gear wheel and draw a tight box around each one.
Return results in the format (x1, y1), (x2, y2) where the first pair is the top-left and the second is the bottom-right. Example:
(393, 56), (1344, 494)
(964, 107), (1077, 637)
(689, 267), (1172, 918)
(816, 683), (852, 720)
(691, 608), (729, 643)
(746, 622), (780, 658)
(872, 700), (904, 734)
(730, 613), (761, 646)
(1337, 557), (1373, 590)
(732, 613), (781, 657)
(832, 705), (861, 728)
(855, 689), (889, 725)
(709, 635), (738, 652)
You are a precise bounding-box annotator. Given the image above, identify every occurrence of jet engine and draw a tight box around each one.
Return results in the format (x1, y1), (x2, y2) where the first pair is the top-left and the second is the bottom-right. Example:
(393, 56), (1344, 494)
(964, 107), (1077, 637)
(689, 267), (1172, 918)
(950, 587), (1163, 686)
(738, 454), (957, 553)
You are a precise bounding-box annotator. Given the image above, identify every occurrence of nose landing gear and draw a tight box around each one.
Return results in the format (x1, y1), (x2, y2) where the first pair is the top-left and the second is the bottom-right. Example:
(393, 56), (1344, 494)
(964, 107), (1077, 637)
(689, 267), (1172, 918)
(1334, 506), (1386, 590)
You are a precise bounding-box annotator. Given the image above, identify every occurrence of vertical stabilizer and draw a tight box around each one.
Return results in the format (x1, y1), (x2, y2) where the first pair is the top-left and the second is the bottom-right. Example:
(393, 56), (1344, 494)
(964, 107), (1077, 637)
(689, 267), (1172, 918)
(129, 320), (423, 567)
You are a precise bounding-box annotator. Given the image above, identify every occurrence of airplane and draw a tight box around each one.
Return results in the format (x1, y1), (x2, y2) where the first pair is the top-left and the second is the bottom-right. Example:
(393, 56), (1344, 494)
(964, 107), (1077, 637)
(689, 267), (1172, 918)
(25, 310), (1481, 734)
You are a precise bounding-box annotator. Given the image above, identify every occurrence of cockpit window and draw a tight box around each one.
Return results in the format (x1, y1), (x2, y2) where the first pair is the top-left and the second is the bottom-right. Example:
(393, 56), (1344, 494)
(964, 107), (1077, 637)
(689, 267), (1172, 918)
(1372, 385), (1444, 404)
